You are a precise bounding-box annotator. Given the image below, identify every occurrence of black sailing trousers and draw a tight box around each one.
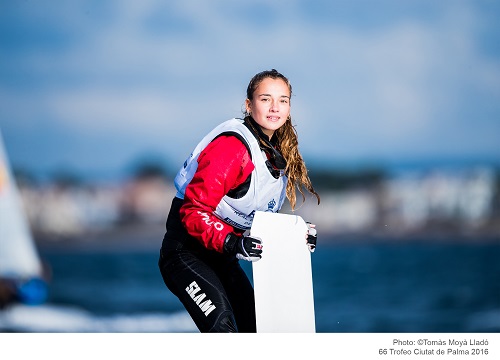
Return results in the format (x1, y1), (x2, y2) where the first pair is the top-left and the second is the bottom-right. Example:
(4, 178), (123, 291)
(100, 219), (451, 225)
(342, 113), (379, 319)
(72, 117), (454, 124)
(158, 197), (256, 333)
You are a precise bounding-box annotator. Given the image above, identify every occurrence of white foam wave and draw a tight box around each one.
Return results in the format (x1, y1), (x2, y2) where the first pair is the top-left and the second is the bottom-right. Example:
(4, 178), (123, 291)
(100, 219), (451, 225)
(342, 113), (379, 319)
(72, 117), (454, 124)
(0, 304), (198, 333)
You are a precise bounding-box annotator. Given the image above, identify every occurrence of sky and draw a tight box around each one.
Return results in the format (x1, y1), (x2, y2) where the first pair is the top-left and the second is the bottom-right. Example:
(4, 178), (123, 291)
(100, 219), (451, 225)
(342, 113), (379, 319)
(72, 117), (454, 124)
(1, 0), (499, 182)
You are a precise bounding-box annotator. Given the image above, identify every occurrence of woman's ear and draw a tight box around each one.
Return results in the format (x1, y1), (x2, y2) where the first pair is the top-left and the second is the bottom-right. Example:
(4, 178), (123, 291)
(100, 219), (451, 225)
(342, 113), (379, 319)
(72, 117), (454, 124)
(245, 99), (251, 114)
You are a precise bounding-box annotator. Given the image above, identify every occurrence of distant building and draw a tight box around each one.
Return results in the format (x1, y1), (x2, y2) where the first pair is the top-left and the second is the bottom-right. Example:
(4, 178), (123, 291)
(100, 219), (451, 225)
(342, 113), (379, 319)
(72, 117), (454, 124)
(17, 167), (499, 240)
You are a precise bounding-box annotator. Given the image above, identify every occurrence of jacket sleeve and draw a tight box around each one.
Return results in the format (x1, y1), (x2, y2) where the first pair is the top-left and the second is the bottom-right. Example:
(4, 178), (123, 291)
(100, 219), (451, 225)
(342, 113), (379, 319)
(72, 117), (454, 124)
(179, 135), (254, 253)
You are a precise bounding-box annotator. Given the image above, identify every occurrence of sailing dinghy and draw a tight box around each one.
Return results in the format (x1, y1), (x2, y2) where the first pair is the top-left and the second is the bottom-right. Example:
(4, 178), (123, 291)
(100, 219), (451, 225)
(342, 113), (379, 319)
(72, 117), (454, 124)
(0, 129), (47, 307)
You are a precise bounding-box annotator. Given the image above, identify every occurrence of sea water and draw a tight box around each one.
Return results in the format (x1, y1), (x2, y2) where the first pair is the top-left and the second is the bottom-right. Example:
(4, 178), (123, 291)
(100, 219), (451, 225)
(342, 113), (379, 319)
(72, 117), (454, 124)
(1, 239), (499, 333)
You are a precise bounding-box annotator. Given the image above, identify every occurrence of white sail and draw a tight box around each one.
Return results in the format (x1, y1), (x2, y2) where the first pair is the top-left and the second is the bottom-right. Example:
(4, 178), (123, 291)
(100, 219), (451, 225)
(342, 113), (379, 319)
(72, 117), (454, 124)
(0, 128), (43, 279)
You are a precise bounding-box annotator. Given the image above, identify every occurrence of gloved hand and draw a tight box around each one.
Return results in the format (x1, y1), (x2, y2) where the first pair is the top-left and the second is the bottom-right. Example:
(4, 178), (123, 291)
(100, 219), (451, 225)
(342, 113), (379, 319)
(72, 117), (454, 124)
(224, 233), (263, 262)
(306, 222), (317, 253)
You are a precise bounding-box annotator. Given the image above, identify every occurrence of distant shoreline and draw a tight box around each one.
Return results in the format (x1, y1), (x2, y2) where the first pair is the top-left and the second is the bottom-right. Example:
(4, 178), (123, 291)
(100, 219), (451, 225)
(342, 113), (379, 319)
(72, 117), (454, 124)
(34, 222), (500, 253)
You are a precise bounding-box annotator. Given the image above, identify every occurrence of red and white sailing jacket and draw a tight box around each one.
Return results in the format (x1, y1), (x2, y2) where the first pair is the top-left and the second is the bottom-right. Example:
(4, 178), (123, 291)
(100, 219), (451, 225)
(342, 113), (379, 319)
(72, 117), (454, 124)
(174, 118), (287, 253)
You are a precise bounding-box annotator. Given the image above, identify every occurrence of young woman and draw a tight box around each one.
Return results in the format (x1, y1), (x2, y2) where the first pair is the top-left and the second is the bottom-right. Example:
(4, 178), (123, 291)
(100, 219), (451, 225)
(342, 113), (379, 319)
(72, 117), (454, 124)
(158, 69), (320, 332)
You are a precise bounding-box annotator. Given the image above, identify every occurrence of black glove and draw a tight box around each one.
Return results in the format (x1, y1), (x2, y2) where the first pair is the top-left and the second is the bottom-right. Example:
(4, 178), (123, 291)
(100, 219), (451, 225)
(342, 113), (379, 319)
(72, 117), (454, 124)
(306, 222), (317, 253)
(224, 233), (263, 262)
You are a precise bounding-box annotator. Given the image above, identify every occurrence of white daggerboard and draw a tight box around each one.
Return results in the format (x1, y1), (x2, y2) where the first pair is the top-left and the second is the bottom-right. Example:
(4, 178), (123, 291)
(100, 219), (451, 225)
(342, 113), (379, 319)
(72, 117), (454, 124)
(251, 211), (315, 333)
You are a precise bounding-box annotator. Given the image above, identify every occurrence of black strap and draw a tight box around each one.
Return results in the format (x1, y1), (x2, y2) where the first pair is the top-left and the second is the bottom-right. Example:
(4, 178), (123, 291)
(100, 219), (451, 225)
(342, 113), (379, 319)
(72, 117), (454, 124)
(243, 117), (287, 175)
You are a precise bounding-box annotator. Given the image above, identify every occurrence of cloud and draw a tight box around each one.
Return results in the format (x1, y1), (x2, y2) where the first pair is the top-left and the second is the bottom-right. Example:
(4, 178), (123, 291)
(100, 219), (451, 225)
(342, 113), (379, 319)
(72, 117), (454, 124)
(278, 2), (500, 160)
(1, 0), (499, 179)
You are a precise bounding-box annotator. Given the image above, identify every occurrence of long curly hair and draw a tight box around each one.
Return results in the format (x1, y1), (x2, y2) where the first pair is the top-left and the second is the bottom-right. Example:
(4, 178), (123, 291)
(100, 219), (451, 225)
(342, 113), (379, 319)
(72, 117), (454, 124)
(245, 69), (320, 210)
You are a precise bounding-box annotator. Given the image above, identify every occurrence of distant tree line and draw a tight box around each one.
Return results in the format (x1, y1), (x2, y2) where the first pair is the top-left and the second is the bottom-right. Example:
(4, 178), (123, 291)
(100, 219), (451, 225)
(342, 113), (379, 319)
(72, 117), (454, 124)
(12, 158), (500, 200)
(308, 167), (386, 191)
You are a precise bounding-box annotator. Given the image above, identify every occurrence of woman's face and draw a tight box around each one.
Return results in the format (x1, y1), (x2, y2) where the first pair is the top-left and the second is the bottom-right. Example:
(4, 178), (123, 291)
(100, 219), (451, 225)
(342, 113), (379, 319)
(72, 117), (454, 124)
(246, 77), (290, 139)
